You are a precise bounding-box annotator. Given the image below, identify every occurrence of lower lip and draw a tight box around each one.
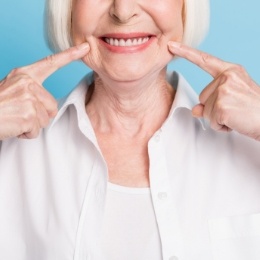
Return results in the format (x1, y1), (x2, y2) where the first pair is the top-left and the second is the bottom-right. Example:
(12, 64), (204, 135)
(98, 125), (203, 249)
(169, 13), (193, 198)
(99, 36), (155, 54)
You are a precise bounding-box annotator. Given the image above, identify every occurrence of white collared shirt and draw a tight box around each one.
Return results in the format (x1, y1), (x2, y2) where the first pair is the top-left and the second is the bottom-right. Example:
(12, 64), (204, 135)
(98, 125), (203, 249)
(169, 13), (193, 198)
(1, 71), (260, 260)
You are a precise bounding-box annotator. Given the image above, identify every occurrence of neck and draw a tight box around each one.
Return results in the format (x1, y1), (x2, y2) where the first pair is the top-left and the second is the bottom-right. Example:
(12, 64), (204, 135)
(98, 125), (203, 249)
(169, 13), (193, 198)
(86, 68), (175, 137)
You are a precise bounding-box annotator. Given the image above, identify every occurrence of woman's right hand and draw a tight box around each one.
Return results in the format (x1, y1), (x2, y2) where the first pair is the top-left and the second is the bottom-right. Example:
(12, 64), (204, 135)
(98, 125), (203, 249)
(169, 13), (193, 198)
(0, 43), (90, 141)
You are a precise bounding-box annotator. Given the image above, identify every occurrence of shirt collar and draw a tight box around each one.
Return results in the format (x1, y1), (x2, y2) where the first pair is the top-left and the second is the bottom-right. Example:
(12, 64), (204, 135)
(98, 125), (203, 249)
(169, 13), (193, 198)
(167, 71), (206, 130)
(49, 71), (206, 130)
(49, 72), (94, 130)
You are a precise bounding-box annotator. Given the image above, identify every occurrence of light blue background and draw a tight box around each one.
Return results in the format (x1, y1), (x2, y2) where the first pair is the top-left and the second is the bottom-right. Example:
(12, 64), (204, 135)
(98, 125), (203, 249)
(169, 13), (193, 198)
(0, 1), (259, 98)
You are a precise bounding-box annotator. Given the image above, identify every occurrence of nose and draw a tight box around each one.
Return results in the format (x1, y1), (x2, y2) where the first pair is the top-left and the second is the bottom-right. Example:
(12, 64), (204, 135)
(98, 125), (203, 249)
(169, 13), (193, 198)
(110, 0), (139, 23)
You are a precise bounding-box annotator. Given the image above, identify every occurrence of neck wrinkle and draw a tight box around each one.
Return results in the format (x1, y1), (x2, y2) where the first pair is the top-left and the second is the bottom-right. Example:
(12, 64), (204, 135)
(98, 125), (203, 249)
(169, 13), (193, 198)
(85, 70), (175, 137)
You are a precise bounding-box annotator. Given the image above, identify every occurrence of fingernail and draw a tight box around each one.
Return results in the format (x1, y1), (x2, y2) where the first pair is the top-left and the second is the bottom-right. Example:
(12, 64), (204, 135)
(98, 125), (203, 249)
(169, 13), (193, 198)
(78, 42), (90, 50)
(192, 104), (204, 118)
(192, 110), (201, 118)
(168, 41), (181, 48)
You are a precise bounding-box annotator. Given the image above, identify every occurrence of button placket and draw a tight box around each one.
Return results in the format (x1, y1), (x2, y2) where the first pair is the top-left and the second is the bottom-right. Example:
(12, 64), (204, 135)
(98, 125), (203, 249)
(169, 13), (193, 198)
(148, 136), (184, 260)
(74, 157), (107, 260)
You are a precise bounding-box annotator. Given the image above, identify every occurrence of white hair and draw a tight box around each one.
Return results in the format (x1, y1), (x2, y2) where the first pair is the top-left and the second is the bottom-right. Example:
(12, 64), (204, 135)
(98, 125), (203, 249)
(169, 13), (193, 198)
(46, 0), (210, 51)
(183, 0), (210, 47)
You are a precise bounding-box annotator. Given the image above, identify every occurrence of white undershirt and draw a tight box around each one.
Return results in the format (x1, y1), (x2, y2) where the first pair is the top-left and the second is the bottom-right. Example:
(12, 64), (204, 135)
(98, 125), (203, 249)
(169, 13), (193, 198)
(100, 182), (163, 260)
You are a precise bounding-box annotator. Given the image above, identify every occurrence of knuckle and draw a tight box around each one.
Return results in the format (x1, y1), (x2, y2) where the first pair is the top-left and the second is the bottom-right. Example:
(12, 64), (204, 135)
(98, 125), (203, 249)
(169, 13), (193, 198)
(215, 101), (229, 124)
(219, 73), (229, 84)
(222, 69), (238, 83)
(42, 117), (50, 128)
(0, 77), (6, 86)
(50, 109), (58, 118)
(5, 73), (34, 92)
(46, 99), (58, 117)
(20, 91), (37, 103)
(17, 76), (33, 88)
(233, 63), (245, 73)
(216, 84), (230, 98)
(215, 99), (225, 112)
(225, 64), (245, 75)
(21, 109), (37, 123)
(51, 102), (58, 116)
(7, 67), (27, 79)
(23, 129), (40, 139)
(9, 68), (22, 77)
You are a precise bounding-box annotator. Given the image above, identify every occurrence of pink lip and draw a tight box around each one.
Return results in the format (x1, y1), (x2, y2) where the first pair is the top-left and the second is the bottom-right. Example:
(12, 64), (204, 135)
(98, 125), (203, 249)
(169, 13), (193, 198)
(99, 33), (156, 54)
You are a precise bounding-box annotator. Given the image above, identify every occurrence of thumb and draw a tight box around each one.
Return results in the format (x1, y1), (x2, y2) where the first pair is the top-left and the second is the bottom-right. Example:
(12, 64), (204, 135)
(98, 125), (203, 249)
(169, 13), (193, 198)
(192, 104), (204, 118)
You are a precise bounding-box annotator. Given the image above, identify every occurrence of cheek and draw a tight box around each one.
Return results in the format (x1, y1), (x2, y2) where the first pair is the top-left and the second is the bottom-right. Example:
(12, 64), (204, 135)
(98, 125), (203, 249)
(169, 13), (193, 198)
(151, 0), (184, 39)
(71, 4), (99, 43)
(71, 7), (103, 70)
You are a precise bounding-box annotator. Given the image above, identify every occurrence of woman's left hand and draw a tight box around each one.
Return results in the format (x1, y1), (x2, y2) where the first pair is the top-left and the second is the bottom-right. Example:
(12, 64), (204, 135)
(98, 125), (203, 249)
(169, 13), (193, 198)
(168, 41), (260, 141)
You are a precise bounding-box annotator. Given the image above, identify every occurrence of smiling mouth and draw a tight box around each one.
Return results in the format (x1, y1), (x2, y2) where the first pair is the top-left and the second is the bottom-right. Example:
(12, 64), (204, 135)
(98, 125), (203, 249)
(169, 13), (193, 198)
(102, 36), (151, 47)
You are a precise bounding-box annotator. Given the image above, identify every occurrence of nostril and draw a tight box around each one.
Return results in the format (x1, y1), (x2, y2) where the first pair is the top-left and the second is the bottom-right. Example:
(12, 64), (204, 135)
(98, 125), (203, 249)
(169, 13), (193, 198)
(109, 8), (137, 24)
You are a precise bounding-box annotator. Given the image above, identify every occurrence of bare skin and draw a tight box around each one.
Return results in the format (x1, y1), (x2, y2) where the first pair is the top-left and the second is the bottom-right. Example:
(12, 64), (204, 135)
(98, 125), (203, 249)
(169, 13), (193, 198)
(169, 42), (260, 140)
(0, 43), (90, 140)
(1, 42), (260, 188)
(85, 42), (260, 187)
(86, 70), (175, 187)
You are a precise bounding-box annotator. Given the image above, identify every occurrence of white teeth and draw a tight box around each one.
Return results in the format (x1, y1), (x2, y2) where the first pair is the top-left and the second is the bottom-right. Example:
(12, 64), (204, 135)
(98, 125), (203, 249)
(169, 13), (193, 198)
(119, 39), (125, 46)
(137, 38), (143, 45)
(125, 39), (132, 46)
(104, 37), (150, 47)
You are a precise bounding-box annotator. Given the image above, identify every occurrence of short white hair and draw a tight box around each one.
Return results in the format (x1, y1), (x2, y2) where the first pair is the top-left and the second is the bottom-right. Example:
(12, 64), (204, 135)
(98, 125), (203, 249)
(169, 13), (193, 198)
(46, 0), (210, 52)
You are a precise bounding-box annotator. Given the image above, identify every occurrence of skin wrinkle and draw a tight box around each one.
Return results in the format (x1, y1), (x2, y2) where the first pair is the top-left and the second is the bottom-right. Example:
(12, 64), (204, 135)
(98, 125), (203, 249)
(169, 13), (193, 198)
(72, 0), (184, 75)
(70, 0), (184, 186)
(86, 71), (175, 136)
(72, 0), (183, 115)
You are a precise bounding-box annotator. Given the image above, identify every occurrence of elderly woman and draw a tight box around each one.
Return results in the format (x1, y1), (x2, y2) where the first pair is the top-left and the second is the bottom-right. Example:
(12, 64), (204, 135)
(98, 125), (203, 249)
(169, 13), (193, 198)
(1, 0), (260, 259)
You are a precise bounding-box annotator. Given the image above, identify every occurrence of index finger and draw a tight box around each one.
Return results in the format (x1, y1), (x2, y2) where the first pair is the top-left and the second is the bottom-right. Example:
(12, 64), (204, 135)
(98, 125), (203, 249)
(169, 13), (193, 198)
(25, 43), (90, 84)
(168, 42), (231, 78)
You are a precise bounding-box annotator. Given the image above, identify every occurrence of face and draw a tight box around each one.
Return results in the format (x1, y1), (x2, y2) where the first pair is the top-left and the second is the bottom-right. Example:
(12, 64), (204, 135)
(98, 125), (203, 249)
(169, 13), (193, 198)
(72, 0), (184, 82)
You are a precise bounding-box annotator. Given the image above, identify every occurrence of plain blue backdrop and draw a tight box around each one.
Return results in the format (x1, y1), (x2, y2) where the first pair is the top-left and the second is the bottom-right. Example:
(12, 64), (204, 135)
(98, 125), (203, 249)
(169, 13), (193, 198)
(0, 1), (259, 98)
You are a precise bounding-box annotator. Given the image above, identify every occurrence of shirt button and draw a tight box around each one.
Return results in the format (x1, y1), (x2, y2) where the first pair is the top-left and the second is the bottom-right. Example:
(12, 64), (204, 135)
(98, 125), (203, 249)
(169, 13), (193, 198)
(169, 256), (179, 260)
(158, 192), (168, 200)
(154, 134), (160, 142)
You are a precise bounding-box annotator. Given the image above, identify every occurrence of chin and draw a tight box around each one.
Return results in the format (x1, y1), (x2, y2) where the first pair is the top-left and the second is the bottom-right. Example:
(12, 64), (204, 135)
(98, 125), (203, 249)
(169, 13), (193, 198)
(102, 68), (150, 83)
(108, 61), (171, 83)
